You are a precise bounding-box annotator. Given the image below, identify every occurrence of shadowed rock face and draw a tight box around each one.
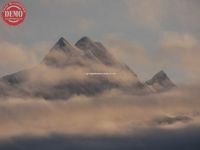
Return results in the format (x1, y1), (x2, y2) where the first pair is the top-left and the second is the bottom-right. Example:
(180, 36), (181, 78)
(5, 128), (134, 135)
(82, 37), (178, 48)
(146, 70), (176, 92)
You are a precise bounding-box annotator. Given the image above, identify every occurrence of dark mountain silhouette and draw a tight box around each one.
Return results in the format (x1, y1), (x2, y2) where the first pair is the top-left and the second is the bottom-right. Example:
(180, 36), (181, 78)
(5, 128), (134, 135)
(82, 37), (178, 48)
(0, 37), (175, 100)
(146, 70), (176, 92)
(43, 37), (84, 67)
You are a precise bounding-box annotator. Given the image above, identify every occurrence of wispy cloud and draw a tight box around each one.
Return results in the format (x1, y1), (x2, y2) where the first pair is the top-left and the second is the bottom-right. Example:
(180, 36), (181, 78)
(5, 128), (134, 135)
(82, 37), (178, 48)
(0, 41), (51, 77)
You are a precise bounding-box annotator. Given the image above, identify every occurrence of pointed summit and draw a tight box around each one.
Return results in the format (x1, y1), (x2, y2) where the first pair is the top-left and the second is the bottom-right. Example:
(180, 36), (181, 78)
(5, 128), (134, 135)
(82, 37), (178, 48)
(54, 37), (73, 49)
(76, 36), (92, 44)
(152, 70), (168, 81)
(146, 70), (175, 91)
(42, 37), (82, 67)
(75, 36), (117, 65)
(48, 37), (77, 56)
(75, 36), (94, 51)
(56, 37), (68, 47)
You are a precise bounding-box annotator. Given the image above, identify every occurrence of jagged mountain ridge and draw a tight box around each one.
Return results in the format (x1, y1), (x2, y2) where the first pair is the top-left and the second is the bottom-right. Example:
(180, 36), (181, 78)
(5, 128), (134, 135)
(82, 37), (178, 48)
(0, 37), (175, 100)
(43, 37), (84, 67)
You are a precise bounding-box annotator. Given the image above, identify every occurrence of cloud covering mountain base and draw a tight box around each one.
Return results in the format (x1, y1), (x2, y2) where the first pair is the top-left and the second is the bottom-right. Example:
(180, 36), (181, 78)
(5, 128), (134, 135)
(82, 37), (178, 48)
(0, 86), (200, 140)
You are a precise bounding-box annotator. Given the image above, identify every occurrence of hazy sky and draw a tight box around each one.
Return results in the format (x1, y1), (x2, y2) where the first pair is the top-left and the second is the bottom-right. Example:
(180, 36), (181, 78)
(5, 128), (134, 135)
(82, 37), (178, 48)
(0, 0), (200, 84)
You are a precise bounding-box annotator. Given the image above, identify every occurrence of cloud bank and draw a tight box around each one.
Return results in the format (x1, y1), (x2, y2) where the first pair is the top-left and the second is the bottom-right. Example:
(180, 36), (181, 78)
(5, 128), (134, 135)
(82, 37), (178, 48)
(0, 41), (51, 77)
(0, 86), (200, 140)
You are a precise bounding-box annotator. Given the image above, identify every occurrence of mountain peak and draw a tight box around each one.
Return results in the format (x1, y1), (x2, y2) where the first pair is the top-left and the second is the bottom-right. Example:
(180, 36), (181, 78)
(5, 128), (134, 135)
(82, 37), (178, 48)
(52, 37), (76, 53)
(154, 70), (167, 79)
(79, 36), (91, 42)
(75, 36), (94, 47)
(56, 37), (70, 48)
(146, 70), (170, 84)
(75, 36), (118, 65)
(146, 70), (175, 91)
(42, 37), (82, 67)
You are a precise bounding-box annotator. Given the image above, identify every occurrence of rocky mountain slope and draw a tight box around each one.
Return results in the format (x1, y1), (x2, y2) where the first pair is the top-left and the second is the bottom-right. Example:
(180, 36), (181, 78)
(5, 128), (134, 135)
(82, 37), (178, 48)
(0, 37), (175, 100)
(146, 70), (176, 92)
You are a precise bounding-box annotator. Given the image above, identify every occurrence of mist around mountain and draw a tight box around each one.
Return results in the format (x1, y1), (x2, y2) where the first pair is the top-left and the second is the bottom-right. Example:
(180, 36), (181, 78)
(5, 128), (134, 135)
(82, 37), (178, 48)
(0, 37), (175, 100)
(1, 37), (200, 150)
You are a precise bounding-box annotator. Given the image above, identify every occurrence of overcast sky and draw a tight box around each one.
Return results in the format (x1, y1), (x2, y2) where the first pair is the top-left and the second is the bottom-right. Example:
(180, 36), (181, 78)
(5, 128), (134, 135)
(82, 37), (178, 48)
(0, 0), (200, 84)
